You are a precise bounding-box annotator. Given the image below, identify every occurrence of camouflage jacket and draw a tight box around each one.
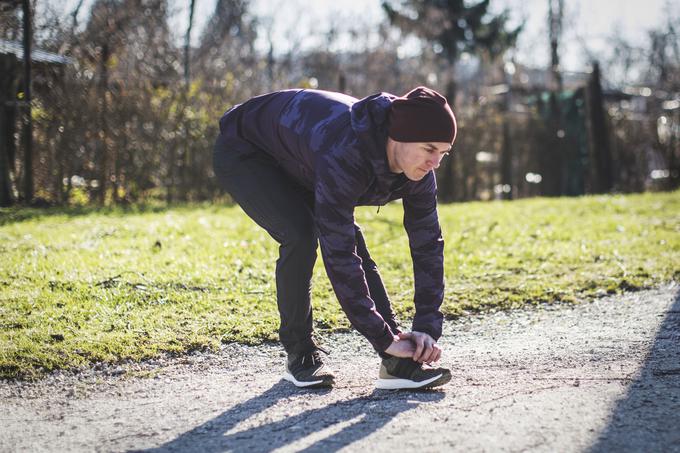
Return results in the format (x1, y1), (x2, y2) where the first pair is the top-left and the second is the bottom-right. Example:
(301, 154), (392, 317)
(218, 89), (444, 352)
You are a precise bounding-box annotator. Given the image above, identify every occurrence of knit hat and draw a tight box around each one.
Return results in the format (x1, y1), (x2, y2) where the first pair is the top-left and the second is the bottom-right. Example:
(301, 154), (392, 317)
(388, 86), (457, 144)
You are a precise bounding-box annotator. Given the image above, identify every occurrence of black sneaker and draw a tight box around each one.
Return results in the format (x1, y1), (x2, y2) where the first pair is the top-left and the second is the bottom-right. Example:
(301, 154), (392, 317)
(376, 356), (451, 390)
(283, 348), (335, 388)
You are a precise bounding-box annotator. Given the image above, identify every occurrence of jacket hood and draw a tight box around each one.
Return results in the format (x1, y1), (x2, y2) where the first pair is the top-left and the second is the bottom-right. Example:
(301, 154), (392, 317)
(350, 92), (401, 193)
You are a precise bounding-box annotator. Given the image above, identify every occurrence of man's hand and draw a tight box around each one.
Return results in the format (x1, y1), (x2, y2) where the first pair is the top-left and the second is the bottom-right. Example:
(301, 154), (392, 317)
(384, 335), (416, 358)
(398, 331), (442, 364)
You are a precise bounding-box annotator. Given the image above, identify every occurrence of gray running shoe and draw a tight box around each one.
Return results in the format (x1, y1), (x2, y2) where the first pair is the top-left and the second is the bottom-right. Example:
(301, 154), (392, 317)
(283, 348), (335, 388)
(376, 356), (451, 390)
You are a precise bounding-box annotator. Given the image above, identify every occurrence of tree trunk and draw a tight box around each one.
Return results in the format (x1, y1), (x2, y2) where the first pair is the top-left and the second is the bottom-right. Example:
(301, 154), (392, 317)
(0, 102), (11, 207)
(56, 127), (66, 204)
(436, 76), (457, 202)
(22, 0), (33, 203)
(184, 0), (196, 86)
(548, 0), (563, 93)
(166, 141), (176, 204)
(0, 55), (15, 207)
(170, 0), (197, 204)
(669, 108), (680, 190)
(545, 0), (564, 196)
(97, 43), (110, 205)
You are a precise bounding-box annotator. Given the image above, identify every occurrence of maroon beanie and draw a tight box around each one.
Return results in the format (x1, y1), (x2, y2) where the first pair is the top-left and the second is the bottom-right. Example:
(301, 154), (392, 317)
(388, 86), (457, 144)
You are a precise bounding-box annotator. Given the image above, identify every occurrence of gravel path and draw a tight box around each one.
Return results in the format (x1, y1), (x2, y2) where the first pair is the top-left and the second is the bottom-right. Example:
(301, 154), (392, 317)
(2, 284), (679, 453)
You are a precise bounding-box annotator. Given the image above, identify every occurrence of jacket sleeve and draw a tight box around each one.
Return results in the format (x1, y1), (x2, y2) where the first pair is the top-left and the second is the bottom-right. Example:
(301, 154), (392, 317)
(402, 171), (445, 340)
(314, 151), (396, 352)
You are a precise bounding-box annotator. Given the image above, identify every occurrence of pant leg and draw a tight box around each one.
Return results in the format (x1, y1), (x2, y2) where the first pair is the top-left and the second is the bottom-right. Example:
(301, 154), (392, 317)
(213, 134), (318, 355)
(354, 224), (400, 334)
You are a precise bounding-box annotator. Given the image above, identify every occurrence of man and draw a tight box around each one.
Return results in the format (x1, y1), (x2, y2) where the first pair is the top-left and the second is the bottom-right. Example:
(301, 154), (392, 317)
(213, 86), (456, 390)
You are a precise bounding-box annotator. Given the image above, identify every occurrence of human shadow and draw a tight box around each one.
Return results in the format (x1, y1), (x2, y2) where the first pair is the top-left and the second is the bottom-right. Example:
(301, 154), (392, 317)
(588, 288), (680, 452)
(137, 380), (444, 453)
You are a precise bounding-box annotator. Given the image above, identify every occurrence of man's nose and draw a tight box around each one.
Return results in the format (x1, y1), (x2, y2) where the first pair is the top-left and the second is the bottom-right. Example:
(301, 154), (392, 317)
(428, 155), (443, 169)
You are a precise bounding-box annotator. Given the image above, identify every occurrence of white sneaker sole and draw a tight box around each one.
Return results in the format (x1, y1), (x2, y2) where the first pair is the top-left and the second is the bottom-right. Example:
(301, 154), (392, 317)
(375, 373), (443, 390)
(283, 371), (326, 388)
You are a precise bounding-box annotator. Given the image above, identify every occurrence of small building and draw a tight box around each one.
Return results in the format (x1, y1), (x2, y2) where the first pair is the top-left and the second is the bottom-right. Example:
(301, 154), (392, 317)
(0, 38), (72, 206)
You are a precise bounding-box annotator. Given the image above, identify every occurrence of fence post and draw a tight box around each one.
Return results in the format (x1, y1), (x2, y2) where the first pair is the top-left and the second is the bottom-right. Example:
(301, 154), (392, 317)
(586, 61), (613, 193)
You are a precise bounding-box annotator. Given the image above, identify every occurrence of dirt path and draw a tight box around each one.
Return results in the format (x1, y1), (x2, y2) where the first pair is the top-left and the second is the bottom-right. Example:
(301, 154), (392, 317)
(2, 284), (679, 453)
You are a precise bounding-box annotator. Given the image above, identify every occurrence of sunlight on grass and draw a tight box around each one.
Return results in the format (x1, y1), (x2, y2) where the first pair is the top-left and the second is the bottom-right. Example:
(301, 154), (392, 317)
(1, 191), (678, 379)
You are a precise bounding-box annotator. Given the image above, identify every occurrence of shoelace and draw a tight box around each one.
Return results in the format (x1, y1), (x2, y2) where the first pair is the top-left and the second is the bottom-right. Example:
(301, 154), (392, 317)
(300, 346), (329, 367)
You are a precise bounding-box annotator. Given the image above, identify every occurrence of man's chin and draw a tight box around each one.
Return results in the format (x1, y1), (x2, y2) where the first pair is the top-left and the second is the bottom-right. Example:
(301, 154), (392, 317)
(405, 170), (428, 181)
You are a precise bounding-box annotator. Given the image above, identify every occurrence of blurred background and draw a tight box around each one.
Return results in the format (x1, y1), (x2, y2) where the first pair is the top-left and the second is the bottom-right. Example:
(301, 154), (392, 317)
(0, 0), (678, 206)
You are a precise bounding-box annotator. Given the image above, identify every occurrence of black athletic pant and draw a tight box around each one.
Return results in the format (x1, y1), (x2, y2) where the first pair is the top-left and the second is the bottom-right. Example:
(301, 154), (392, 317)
(212, 133), (399, 355)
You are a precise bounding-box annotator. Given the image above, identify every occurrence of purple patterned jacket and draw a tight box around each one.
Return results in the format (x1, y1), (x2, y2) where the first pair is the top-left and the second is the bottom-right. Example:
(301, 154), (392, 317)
(219, 89), (444, 352)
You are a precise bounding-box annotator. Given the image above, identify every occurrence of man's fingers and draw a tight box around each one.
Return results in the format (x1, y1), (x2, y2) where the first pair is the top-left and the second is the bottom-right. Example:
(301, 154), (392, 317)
(416, 341), (433, 362)
(432, 347), (442, 363)
(422, 341), (442, 363)
(412, 337), (425, 361)
(404, 333), (443, 363)
(420, 343), (435, 363)
(421, 345), (434, 363)
(427, 346), (441, 364)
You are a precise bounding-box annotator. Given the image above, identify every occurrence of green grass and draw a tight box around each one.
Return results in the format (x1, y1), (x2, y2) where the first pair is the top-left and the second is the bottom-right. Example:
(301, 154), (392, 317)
(1, 191), (679, 379)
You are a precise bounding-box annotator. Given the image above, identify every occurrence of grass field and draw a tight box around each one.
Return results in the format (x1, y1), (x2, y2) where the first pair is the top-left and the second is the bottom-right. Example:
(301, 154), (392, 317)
(1, 190), (679, 379)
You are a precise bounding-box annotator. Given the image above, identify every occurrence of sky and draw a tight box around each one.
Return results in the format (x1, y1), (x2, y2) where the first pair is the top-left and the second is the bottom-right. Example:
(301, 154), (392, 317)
(44, 0), (675, 72)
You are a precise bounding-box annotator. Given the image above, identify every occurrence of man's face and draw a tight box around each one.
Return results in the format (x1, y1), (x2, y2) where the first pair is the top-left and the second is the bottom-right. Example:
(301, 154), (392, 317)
(396, 141), (451, 181)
